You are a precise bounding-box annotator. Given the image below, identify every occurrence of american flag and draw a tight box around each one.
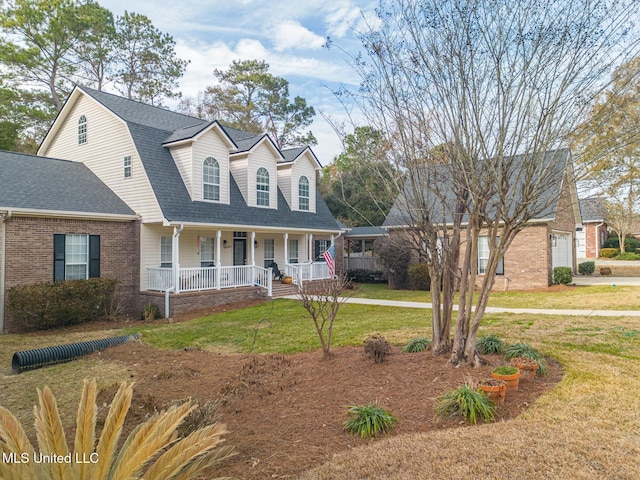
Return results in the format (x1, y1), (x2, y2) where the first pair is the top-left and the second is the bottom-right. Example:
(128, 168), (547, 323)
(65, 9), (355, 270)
(322, 243), (335, 277)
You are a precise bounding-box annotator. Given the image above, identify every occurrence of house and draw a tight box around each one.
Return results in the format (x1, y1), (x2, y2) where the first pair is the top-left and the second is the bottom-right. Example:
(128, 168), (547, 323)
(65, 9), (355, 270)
(37, 86), (342, 316)
(343, 226), (386, 272)
(577, 197), (608, 259)
(0, 150), (139, 333)
(383, 149), (580, 290)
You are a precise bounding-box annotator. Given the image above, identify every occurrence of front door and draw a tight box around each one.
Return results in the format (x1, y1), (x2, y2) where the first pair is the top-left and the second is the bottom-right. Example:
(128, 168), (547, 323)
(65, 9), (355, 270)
(233, 239), (247, 266)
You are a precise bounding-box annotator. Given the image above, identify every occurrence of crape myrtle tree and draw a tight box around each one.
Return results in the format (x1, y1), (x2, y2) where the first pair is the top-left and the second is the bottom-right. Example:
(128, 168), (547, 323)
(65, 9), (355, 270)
(341, 0), (640, 365)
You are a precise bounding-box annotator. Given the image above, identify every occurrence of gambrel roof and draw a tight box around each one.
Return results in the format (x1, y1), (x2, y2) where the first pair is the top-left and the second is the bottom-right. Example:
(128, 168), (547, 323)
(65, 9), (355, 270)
(53, 86), (339, 232)
(0, 150), (135, 218)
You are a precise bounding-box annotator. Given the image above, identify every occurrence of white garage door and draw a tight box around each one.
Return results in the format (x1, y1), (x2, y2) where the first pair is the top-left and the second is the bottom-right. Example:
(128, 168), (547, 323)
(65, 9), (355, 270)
(552, 232), (572, 268)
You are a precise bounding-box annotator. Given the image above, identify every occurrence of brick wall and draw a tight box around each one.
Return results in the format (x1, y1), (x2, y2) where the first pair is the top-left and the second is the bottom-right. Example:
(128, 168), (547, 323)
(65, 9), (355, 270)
(2, 216), (140, 333)
(584, 222), (607, 258)
(138, 286), (263, 318)
(549, 172), (579, 271)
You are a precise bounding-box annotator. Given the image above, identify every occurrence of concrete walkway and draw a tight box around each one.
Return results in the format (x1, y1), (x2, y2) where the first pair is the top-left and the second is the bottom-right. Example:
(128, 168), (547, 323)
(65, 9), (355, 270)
(282, 292), (640, 317)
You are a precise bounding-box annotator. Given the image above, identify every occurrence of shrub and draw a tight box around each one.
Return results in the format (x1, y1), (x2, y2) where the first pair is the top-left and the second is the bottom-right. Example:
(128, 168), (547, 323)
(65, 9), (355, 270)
(374, 236), (412, 289)
(599, 247), (619, 258)
(436, 384), (496, 424)
(364, 333), (391, 363)
(346, 269), (387, 283)
(402, 337), (431, 353)
(142, 302), (161, 321)
(615, 252), (640, 260)
(0, 379), (236, 479)
(6, 278), (120, 330)
(476, 334), (505, 354)
(343, 402), (397, 439)
(505, 343), (548, 375)
(578, 261), (595, 275)
(408, 263), (431, 290)
(553, 266), (572, 285)
(603, 235), (640, 251)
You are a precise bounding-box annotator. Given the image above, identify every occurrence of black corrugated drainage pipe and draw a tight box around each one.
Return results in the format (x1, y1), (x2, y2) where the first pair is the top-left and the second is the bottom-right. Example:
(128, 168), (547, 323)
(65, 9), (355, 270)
(12, 333), (140, 374)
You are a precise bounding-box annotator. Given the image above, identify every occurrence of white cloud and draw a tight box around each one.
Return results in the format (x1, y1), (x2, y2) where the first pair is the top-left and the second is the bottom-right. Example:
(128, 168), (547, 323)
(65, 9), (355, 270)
(271, 20), (325, 52)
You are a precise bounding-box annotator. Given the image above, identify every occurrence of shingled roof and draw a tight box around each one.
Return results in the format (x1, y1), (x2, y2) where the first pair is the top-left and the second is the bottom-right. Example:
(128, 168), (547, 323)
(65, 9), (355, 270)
(77, 87), (340, 232)
(384, 149), (571, 228)
(0, 150), (134, 217)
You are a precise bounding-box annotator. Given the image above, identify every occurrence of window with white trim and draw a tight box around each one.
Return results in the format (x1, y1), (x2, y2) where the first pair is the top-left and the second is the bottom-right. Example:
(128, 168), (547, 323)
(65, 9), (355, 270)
(298, 176), (309, 210)
(288, 239), (299, 263)
(256, 167), (270, 206)
(78, 115), (87, 144)
(263, 238), (275, 267)
(124, 155), (132, 178)
(200, 237), (215, 267)
(478, 236), (504, 275)
(160, 236), (172, 268)
(53, 234), (100, 281)
(203, 157), (220, 201)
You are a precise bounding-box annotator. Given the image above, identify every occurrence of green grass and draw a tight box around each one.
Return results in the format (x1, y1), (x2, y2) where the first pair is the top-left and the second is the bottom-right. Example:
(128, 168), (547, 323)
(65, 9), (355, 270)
(351, 283), (640, 310)
(123, 299), (430, 353)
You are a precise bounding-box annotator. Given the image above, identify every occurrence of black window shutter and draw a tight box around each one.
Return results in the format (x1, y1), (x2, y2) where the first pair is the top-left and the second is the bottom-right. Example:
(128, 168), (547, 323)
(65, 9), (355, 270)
(89, 235), (100, 278)
(314, 240), (320, 261)
(53, 234), (65, 281)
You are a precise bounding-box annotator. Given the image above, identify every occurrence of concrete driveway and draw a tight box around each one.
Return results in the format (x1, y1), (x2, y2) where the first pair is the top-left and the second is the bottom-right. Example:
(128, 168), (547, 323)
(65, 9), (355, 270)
(572, 276), (640, 286)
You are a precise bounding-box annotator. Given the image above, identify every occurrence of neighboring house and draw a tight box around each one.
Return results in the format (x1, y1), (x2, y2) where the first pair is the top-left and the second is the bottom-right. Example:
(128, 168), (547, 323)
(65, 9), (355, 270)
(577, 197), (608, 259)
(383, 149), (580, 290)
(37, 86), (342, 316)
(343, 226), (387, 272)
(0, 151), (139, 333)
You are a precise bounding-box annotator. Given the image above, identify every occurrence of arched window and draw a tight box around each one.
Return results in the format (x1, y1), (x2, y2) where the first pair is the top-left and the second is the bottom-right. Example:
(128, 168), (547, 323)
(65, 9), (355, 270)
(298, 176), (310, 210)
(203, 157), (220, 201)
(256, 167), (270, 206)
(78, 115), (87, 144)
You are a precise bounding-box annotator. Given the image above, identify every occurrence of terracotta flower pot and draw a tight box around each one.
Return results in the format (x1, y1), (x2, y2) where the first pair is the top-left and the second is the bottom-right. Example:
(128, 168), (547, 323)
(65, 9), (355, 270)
(510, 357), (538, 382)
(282, 276), (292, 284)
(492, 369), (521, 390)
(478, 379), (507, 405)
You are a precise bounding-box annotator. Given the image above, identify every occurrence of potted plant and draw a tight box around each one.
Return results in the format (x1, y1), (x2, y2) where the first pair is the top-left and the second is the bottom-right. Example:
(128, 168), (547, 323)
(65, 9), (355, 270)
(510, 357), (538, 382)
(492, 365), (520, 390)
(477, 378), (507, 405)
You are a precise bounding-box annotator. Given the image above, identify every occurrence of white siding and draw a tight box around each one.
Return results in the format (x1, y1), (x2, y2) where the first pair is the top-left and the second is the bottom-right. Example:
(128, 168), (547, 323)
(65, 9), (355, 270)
(192, 129), (231, 204)
(290, 152), (318, 213)
(248, 143), (278, 209)
(230, 157), (248, 203)
(277, 166), (292, 208)
(42, 94), (164, 222)
(140, 224), (169, 290)
(169, 144), (193, 198)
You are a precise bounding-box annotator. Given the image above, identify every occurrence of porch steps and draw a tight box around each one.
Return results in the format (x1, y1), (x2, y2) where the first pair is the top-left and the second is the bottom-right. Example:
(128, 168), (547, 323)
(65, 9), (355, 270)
(270, 282), (300, 297)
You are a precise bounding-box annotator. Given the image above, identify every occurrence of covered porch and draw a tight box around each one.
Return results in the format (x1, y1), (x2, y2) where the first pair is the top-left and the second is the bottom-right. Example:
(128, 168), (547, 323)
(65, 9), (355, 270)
(143, 224), (336, 296)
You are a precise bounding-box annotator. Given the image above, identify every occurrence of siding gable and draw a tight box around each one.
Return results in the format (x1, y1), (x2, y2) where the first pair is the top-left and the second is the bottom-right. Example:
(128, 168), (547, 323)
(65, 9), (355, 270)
(40, 92), (164, 222)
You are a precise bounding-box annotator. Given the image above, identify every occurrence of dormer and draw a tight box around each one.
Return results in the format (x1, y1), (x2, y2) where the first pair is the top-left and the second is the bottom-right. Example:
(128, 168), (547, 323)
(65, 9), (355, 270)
(278, 147), (321, 213)
(163, 121), (235, 204)
(229, 134), (282, 209)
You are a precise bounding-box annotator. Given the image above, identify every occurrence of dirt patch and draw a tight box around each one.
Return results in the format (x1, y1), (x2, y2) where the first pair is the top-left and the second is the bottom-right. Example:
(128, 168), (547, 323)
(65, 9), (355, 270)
(93, 340), (562, 480)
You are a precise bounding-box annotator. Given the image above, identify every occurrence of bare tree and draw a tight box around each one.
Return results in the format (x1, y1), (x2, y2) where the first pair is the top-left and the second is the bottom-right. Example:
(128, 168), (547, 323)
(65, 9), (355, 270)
(338, 0), (640, 365)
(297, 274), (352, 356)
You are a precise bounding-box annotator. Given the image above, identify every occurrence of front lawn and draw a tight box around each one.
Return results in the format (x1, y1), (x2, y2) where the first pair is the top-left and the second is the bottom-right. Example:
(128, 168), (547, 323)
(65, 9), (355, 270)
(350, 282), (640, 310)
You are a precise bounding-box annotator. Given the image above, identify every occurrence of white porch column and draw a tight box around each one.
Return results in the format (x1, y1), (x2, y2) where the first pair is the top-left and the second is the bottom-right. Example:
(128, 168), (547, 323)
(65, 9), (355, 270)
(215, 230), (222, 290)
(308, 234), (314, 280)
(250, 231), (256, 285)
(172, 224), (183, 293)
(283, 233), (289, 265)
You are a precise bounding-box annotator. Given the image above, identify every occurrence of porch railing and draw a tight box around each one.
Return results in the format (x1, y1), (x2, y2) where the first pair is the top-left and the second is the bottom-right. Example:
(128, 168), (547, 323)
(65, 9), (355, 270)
(147, 265), (272, 296)
(285, 261), (331, 285)
(343, 256), (384, 272)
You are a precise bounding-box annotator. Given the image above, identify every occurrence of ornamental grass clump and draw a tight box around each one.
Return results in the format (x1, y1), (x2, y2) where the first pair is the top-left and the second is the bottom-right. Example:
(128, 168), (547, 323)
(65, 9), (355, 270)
(401, 337), (431, 353)
(343, 402), (397, 439)
(476, 334), (505, 354)
(436, 384), (496, 425)
(364, 333), (391, 363)
(0, 378), (235, 480)
(505, 342), (548, 375)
